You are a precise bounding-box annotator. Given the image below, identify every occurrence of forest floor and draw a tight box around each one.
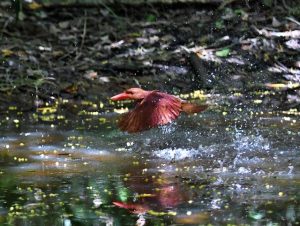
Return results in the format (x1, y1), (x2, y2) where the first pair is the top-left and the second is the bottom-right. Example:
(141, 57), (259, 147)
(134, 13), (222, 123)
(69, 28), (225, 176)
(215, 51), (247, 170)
(0, 1), (299, 112)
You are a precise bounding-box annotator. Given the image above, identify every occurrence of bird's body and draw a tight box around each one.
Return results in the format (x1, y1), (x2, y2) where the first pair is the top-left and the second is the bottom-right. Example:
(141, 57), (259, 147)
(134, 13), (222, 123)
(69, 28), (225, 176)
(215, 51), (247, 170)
(111, 88), (207, 133)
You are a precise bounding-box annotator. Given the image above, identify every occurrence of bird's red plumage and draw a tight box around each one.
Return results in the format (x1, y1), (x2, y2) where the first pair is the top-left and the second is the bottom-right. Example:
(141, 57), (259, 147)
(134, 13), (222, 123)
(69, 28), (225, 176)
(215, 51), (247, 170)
(111, 88), (207, 133)
(118, 91), (181, 133)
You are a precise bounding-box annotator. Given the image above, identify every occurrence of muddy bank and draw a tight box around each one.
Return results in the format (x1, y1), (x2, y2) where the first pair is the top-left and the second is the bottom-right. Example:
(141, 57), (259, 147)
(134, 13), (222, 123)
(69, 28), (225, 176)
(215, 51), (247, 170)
(1, 2), (299, 111)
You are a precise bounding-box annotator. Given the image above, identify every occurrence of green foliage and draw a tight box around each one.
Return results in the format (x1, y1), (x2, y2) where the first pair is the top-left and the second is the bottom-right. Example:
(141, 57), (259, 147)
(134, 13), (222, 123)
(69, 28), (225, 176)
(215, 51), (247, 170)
(215, 20), (224, 29)
(289, 5), (300, 17)
(216, 48), (230, 57)
(234, 8), (246, 16)
(146, 14), (156, 22)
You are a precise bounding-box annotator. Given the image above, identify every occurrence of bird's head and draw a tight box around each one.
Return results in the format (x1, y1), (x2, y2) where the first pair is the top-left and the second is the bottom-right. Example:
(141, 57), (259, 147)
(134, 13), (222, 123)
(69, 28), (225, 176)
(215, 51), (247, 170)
(111, 88), (150, 101)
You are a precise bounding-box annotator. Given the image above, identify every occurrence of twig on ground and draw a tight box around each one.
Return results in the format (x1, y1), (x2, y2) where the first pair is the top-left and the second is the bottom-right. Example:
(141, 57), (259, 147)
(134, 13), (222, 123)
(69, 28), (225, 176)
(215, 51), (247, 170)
(76, 10), (87, 60)
(281, 0), (291, 10)
(286, 17), (300, 26)
(80, 10), (87, 50)
(253, 26), (300, 38)
(244, 0), (250, 8)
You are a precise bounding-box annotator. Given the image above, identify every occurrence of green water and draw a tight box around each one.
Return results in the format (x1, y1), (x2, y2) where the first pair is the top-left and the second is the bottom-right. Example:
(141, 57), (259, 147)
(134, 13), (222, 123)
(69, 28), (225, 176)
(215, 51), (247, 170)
(0, 104), (299, 225)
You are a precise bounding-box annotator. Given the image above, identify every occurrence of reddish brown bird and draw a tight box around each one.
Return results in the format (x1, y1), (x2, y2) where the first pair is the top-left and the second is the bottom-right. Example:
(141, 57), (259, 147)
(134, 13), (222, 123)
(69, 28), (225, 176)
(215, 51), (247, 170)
(111, 88), (207, 133)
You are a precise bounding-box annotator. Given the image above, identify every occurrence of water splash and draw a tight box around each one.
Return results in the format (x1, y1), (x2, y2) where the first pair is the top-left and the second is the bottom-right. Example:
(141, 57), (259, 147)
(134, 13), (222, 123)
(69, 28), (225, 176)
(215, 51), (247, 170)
(153, 148), (199, 161)
(233, 129), (270, 152)
(232, 129), (271, 171)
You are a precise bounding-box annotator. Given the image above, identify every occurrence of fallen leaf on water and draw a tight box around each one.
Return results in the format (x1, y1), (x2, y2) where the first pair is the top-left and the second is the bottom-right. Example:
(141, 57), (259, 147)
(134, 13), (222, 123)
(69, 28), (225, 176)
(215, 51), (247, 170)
(37, 106), (57, 114)
(148, 210), (177, 216)
(113, 201), (149, 214)
(175, 212), (209, 224)
(136, 193), (156, 198)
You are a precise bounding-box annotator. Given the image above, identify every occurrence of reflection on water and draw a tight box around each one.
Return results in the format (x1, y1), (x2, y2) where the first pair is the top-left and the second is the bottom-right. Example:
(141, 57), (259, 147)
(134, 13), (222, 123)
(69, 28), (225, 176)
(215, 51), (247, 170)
(0, 105), (299, 225)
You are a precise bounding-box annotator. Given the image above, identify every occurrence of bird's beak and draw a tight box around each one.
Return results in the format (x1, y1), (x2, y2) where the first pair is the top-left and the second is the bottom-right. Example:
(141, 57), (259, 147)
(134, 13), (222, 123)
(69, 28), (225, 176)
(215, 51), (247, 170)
(111, 92), (130, 101)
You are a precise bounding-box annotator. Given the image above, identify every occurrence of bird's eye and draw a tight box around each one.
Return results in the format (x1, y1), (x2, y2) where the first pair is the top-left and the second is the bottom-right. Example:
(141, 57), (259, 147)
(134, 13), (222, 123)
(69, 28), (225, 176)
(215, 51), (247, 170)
(126, 91), (133, 94)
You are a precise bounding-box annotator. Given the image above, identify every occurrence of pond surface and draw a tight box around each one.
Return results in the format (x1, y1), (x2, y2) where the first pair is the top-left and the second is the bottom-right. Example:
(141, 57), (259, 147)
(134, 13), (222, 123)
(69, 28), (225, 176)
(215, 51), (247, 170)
(0, 98), (299, 225)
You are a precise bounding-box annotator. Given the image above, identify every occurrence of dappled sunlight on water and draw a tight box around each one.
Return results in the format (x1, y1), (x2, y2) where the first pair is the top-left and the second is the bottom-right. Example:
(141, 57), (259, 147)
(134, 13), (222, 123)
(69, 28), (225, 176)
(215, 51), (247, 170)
(0, 102), (299, 225)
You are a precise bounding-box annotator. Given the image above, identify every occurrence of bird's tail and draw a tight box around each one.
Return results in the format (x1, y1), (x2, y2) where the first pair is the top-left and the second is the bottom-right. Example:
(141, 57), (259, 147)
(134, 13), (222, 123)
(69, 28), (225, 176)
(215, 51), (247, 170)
(181, 102), (208, 114)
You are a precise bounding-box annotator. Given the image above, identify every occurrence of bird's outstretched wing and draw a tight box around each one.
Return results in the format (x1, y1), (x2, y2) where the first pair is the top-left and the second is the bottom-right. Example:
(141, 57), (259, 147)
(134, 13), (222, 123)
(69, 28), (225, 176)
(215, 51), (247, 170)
(118, 91), (182, 133)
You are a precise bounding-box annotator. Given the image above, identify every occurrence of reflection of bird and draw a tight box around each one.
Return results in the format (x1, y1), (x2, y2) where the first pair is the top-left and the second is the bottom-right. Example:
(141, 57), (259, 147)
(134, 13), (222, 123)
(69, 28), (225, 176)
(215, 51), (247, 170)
(111, 88), (207, 133)
(113, 202), (149, 214)
(113, 183), (184, 214)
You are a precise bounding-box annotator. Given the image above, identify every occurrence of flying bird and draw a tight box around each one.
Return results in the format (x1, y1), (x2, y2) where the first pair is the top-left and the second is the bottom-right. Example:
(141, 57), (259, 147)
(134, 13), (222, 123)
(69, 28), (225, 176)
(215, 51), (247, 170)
(111, 88), (207, 133)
